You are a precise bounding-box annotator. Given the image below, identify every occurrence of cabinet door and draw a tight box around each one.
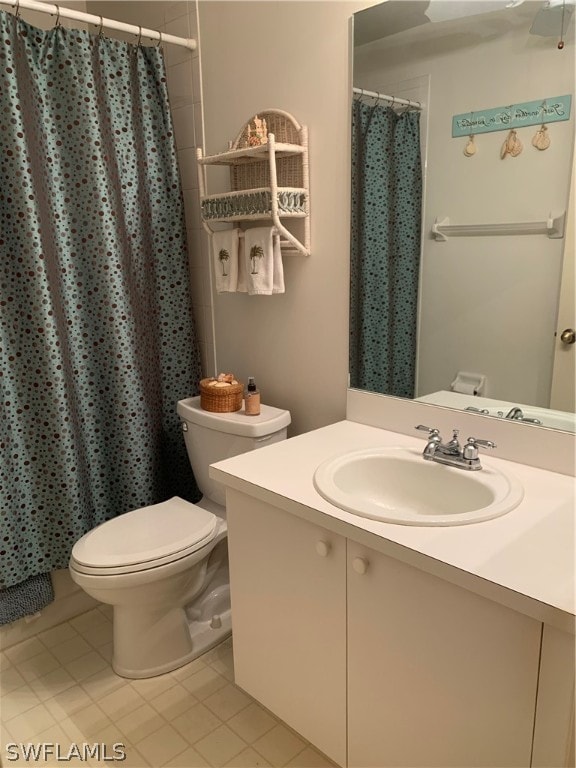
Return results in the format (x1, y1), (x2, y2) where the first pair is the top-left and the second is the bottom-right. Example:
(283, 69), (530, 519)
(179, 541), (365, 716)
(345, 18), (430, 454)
(347, 542), (541, 768)
(531, 624), (576, 767)
(226, 489), (347, 766)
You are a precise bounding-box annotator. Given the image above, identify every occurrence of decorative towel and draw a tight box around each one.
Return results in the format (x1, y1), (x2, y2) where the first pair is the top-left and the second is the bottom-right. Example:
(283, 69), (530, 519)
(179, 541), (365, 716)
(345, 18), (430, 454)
(272, 234), (285, 294)
(212, 229), (239, 293)
(243, 226), (275, 295)
(0, 573), (54, 625)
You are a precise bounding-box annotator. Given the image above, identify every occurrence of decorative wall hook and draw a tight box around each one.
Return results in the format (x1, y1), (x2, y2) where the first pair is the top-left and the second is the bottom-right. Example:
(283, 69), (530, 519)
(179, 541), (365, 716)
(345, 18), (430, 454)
(463, 113), (477, 157)
(501, 129), (523, 158)
(532, 123), (551, 150)
(464, 133), (478, 157)
(532, 103), (551, 150)
(464, 134), (477, 157)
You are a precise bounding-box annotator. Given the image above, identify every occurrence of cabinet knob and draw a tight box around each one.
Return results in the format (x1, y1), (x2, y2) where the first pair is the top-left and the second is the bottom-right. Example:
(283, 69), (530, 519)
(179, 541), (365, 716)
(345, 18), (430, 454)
(316, 540), (331, 557)
(352, 557), (368, 575)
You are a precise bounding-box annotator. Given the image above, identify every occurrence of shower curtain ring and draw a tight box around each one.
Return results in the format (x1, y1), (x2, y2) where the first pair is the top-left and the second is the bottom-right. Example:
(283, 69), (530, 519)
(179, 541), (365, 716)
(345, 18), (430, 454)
(156, 30), (163, 49)
(13, 0), (21, 18)
(98, 15), (104, 38)
(53, 5), (61, 28)
(136, 25), (142, 46)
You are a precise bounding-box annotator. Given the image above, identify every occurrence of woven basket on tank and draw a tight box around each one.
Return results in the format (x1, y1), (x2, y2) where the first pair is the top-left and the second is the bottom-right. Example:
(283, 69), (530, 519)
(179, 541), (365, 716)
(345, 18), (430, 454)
(199, 378), (244, 413)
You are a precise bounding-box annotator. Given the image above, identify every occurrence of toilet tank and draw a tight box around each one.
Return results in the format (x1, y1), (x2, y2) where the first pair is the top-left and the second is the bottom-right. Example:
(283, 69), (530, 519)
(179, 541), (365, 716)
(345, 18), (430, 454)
(177, 396), (291, 507)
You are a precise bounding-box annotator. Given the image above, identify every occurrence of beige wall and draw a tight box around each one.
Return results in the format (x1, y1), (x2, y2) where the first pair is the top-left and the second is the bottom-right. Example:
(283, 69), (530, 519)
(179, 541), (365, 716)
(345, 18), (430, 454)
(198, 0), (371, 435)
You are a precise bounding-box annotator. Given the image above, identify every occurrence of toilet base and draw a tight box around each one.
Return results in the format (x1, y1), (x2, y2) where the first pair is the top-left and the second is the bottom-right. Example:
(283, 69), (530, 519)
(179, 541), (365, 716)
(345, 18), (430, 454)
(112, 608), (232, 679)
(112, 546), (232, 679)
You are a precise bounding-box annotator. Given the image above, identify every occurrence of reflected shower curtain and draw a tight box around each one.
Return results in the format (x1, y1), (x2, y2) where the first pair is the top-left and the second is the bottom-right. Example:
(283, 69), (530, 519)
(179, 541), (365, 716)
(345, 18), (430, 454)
(0, 12), (202, 621)
(349, 99), (422, 398)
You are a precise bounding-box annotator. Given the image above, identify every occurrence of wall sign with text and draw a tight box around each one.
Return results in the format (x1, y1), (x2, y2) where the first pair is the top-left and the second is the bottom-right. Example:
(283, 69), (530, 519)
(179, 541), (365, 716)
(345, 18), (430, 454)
(452, 96), (572, 138)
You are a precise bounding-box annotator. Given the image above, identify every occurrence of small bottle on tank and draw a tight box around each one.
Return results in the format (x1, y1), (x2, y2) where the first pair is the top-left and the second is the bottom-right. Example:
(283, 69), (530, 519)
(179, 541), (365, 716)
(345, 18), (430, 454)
(244, 376), (261, 416)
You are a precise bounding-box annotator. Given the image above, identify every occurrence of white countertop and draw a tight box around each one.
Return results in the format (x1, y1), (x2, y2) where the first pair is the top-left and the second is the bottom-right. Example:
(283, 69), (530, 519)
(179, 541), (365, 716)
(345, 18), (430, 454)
(210, 420), (575, 633)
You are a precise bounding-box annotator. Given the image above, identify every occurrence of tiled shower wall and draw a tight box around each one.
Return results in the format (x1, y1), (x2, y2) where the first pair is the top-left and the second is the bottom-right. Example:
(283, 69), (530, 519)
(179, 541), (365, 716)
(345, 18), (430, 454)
(87, 0), (216, 378)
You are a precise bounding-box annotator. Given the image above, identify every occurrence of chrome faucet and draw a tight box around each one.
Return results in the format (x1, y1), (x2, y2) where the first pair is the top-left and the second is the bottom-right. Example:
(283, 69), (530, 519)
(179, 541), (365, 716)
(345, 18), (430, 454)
(415, 425), (496, 471)
(501, 406), (542, 425)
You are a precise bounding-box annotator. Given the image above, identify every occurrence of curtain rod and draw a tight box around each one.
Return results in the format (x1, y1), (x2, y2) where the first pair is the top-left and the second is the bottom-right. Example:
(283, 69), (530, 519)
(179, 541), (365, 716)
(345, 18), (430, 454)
(0, 0), (197, 49)
(353, 86), (422, 110)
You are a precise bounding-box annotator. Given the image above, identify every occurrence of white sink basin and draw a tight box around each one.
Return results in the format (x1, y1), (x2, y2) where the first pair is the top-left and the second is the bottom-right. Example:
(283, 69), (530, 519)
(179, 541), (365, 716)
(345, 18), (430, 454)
(313, 447), (523, 526)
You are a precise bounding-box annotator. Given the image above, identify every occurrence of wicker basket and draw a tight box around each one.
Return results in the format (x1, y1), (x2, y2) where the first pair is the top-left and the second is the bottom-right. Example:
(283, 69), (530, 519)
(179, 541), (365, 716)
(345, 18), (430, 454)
(200, 378), (244, 413)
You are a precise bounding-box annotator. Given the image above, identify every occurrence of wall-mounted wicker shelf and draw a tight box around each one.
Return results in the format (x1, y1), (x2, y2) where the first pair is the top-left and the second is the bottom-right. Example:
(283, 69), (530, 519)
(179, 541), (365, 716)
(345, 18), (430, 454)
(196, 110), (310, 256)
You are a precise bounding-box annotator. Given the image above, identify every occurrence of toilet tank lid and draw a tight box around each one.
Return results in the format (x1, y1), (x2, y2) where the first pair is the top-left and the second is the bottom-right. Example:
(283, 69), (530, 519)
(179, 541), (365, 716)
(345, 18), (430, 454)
(177, 396), (291, 438)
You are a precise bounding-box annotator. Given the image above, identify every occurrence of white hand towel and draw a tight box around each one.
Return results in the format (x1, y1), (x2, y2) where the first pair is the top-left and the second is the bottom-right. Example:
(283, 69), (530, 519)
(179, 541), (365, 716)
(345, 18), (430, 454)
(212, 230), (239, 293)
(244, 227), (274, 295)
(272, 234), (285, 294)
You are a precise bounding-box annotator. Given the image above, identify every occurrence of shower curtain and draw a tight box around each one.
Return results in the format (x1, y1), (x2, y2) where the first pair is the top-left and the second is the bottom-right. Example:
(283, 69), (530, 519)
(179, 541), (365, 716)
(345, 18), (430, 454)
(0, 12), (202, 623)
(349, 99), (422, 398)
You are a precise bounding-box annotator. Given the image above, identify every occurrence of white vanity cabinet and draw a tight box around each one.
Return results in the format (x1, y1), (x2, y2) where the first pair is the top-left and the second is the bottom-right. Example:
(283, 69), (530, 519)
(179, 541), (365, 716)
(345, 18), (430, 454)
(226, 489), (347, 766)
(347, 541), (540, 767)
(226, 489), (557, 768)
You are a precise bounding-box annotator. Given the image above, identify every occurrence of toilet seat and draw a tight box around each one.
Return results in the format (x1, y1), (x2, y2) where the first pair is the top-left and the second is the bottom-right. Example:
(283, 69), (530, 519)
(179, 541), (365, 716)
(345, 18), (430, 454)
(70, 497), (219, 576)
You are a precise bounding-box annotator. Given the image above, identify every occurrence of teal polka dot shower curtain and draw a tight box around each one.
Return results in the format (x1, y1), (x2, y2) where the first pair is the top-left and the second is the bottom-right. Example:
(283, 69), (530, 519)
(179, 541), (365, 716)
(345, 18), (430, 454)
(349, 100), (422, 398)
(0, 11), (202, 616)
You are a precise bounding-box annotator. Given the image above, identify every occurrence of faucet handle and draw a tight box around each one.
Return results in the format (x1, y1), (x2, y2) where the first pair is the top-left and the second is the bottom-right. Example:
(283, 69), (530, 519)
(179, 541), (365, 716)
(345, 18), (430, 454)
(468, 437), (496, 449)
(465, 406), (489, 415)
(463, 436), (496, 461)
(415, 425), (441, 440)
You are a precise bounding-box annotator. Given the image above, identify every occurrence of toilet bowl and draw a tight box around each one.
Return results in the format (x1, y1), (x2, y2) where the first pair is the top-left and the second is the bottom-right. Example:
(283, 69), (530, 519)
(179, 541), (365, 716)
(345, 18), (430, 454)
(69, 396), (290, 678)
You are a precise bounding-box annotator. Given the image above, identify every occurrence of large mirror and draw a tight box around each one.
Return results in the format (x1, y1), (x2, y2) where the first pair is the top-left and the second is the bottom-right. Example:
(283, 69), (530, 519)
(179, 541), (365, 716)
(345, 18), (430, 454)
(350, 0), (575, 431)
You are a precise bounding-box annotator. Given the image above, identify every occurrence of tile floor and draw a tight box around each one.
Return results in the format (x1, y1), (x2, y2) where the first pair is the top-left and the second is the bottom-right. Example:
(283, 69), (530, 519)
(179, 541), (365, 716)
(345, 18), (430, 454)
(0, 606), (336, 768)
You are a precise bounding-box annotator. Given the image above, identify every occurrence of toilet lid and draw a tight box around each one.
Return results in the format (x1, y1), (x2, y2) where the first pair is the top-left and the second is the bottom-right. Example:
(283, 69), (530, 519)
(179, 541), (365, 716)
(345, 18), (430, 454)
(71, 497), (218, 570)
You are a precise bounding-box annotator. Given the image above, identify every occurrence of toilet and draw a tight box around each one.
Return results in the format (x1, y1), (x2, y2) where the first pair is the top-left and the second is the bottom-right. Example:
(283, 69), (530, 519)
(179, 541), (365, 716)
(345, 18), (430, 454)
(69, 395), (290, 679)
